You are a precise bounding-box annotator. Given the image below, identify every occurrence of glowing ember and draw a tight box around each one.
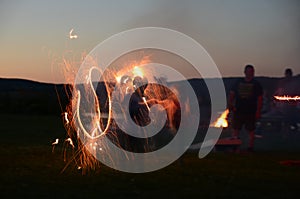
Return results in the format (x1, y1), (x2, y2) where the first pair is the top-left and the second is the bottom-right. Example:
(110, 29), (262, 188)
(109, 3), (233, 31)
(69, 28), (78, 39)
(52, 138), (59, 152)
(64, 112), (69, 124)
(65, 138), (74, 148)
(274, 95), (300, 101)
(52, 138), (59, 145)
(211, 109), (229, 128)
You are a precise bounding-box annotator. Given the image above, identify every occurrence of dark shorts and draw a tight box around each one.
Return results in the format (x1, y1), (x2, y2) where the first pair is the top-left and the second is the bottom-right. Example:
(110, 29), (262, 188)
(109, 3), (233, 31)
(232, 112), (256, 131)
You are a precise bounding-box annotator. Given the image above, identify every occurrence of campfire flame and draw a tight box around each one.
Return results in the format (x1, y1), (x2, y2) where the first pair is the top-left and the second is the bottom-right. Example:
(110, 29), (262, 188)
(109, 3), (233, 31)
(211, 109), (229, 128)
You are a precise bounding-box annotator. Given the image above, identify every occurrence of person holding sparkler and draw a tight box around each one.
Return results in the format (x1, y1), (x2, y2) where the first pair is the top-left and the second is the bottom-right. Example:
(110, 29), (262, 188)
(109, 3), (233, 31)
(274, 68), (299, 131)
(129, 76), (151, 126)
(128, 76), (151, 152)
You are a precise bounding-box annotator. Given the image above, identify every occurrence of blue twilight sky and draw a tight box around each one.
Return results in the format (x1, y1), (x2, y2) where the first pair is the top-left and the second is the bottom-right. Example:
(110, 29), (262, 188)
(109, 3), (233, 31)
(0, 0), (299, 83)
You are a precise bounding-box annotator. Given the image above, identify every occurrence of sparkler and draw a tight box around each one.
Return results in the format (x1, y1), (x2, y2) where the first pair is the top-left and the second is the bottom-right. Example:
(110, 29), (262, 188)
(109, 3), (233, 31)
(274, 95), (300, 101)
(142, 97), (151, 112)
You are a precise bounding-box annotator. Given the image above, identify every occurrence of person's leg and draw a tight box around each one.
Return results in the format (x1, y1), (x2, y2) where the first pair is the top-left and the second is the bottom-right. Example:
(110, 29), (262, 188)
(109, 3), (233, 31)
(248, 130), (255, 149)
(245, 114), (256, 151)
(232, 112), (242, 139)
(232, 129), (240, 139)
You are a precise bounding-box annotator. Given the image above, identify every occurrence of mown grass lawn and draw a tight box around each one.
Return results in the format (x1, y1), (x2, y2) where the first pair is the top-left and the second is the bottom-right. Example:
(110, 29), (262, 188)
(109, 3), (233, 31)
(1, 114), (300, 198)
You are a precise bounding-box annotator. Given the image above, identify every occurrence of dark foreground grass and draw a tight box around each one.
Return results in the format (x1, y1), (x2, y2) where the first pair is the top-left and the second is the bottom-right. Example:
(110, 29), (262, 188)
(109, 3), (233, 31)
(1, 114), (300, 198)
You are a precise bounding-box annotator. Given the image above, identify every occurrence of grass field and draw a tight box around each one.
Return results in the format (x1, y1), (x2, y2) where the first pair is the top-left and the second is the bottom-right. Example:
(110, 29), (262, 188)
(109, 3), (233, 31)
(1, 114), (300, 198)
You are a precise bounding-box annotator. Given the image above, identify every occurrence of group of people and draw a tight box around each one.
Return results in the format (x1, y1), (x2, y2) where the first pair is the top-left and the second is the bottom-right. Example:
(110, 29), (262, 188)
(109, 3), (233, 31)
(228, 65), (298, 151)
(116, 64), (297, 152)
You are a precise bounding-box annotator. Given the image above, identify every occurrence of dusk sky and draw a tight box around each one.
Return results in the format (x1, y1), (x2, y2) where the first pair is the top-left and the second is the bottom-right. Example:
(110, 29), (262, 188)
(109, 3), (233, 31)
(1, 0), (299, 83)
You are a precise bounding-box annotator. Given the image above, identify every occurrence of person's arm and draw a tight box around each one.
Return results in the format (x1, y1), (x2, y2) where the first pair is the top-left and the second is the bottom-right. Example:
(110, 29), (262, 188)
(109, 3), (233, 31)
(228, 80), (239, 111)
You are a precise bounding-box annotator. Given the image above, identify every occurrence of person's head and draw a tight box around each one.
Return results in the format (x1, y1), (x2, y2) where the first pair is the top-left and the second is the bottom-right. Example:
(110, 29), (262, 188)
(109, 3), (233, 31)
(244, 64), (255, 81)
(284, 68), (293, 78)
(133, 76), (148, 96)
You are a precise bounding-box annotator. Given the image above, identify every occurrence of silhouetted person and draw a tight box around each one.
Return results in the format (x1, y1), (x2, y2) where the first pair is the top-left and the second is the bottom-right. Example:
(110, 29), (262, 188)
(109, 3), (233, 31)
(228, 65), (263, 151)
(128, 76), (151, 152)
(275, 68), (294, 96)
(274, 68), (299, 131)
(285, 68), (293, 77)
(129, 76), (150, 126)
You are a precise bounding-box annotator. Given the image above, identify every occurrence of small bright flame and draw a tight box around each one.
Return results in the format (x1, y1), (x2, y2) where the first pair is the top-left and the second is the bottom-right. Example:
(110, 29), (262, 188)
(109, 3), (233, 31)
(132, 66), (143, 77)
(69, 28), (78, 39)
(116, 76), (122, 83)
(274, 95), (300, 101)
(212, 109), (229, 128)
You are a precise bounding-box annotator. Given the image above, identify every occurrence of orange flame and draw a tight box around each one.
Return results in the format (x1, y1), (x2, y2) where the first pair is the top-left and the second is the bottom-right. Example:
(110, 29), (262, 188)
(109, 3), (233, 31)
(274, 95), (300, 101)
(212, 109), (229, 128)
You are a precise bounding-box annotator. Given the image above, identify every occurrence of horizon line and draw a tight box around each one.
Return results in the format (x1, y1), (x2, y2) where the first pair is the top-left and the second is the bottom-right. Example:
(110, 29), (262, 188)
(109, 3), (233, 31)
(0, 75), (290, 85)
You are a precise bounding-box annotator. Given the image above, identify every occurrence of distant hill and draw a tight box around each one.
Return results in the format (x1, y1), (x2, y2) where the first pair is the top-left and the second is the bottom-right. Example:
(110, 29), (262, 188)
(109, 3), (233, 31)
(0, 78), (69, 115)
(1, 76), (299, 115)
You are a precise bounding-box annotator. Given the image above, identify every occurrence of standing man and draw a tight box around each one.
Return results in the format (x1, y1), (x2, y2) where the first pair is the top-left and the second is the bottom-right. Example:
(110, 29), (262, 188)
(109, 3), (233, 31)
(228, 65), (263, 151)
(128, 76), (151, 152)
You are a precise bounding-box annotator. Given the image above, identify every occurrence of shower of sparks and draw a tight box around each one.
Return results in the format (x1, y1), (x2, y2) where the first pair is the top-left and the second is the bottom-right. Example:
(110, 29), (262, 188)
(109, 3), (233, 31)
(69, 28), (78, 39)
(58, 47), (182, 173)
